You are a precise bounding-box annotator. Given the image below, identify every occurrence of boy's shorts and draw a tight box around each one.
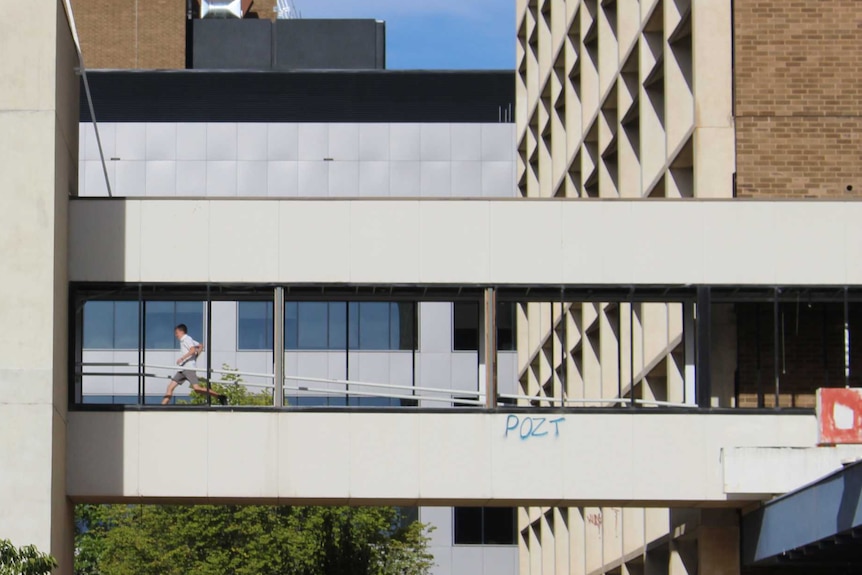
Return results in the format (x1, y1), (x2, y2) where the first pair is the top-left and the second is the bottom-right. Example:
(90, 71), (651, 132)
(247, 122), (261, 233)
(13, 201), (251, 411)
(171, 370), (199, 386)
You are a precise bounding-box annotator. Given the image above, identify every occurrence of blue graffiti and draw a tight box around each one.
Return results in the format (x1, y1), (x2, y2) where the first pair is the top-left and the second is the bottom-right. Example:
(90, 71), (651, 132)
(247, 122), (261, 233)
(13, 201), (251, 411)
(505, 415), (565, 440)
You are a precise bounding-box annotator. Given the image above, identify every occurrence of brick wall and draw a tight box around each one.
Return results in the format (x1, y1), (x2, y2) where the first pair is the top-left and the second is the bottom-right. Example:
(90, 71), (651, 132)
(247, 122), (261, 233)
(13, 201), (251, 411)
(734, 302), (862, 408)
(734, 0), (862, 198)
(72, 0), (278, 69)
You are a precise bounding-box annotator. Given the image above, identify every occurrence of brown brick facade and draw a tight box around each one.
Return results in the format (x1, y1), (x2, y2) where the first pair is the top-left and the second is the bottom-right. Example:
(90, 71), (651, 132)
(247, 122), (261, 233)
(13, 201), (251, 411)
(733, 0), (862, 198)
(72, 0), (185, 69)
(71, 0), (276, 70)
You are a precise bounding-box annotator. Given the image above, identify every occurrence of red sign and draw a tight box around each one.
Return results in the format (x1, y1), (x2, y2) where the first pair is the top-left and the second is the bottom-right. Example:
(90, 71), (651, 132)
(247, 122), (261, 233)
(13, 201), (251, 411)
(817, 388), (862, 445)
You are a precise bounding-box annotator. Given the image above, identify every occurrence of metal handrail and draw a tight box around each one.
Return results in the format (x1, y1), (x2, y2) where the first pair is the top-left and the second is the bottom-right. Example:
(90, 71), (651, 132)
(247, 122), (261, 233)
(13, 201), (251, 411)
(78, 362), (699, 409)
(78, 361), (276, 380)
(282, 374), (481, 398)
(282, 384), (485, 406)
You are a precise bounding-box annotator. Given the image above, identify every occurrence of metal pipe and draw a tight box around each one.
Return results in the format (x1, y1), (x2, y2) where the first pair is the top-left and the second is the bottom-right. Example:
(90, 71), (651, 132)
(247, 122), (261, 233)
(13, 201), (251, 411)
(206, 286), (213, 406)
(773, 288), (780, 408)
(484, 288), (498, 409)
(273, 287), (285, 407)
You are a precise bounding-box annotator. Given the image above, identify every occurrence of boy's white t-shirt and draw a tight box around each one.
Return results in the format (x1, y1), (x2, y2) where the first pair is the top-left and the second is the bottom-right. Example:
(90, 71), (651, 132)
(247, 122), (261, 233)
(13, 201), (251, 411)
(179, 334), (200, 368)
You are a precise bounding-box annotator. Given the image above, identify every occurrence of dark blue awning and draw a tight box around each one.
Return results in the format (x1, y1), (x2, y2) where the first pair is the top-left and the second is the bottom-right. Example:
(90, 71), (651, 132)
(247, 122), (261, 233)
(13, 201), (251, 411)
(743, 459), (862, 567)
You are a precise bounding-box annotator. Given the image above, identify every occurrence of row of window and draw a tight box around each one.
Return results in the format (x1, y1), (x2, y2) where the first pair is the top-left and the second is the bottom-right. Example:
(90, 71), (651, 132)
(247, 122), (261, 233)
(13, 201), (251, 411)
(453, 507), (517, 545)
(83, 300), (516, 352)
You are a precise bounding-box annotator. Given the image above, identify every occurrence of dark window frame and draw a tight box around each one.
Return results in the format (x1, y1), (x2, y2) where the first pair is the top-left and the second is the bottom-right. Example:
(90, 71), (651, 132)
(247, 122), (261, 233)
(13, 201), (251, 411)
(453, 507), (517, 546)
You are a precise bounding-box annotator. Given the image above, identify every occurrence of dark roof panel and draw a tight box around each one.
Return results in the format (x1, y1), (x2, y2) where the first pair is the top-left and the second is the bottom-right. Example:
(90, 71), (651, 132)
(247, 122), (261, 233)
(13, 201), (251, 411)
(80, 70), (515, 123)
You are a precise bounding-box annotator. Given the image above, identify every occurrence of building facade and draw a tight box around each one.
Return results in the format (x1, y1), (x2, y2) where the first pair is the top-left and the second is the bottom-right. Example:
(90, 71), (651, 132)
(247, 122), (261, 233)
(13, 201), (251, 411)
(75, 67), (520, 575)
(4, 2), (862, 575)
(514, 1), (862, 574)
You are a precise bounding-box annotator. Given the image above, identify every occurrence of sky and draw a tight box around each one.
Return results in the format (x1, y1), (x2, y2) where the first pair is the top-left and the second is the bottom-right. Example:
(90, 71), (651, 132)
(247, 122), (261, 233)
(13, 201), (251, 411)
(295, 0), (516, 70)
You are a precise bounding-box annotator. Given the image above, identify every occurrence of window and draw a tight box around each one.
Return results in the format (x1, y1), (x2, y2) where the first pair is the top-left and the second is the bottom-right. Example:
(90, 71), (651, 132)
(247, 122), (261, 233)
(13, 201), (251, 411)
(454, 507), (516, 545)
(453, 302), (517, 351)
(237, 301), (273, 350)
(83, 301), (139, 349)
(82, 300), (203, 350)
(144, 301), (204, 350)
(285, 302), (416, 351)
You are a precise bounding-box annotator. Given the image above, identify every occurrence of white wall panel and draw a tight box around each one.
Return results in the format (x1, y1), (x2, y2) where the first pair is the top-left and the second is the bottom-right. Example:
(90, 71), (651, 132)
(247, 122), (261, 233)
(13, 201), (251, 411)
(298, 123), (329, 161)
(237, 161), (268, 197)
(237, 124), (268, 161)
(390, 124), (421, 161)
(79, 122), (517, 199)
(176, 123), (207, 161)
(359, 124), (390, 161)
(176, 161), (206, 196)
(115, 161), (146, 197)
(267, 161), (298, 196)
(68, 411), (817, 504)
(206, 123), (237, 161)
(329, 162), (359, 197)
(115, 123), (146, 160)
(71, 199), (862, 286)
(146, 123), (177, 161)
(206, 161), (238, 197)
(145, 161), (177, 196)
(267, 123), (299, 161)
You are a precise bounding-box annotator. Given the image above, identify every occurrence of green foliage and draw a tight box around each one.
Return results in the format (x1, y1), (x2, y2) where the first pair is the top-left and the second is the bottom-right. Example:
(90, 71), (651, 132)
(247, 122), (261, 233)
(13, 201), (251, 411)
(0, 539), (57, 575)
(185, 365), (274, 407)
(75, 505), (433, 575)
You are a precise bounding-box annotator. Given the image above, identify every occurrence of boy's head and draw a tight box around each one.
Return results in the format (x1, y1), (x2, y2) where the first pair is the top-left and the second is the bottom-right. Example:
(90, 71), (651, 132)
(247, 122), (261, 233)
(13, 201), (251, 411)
(174, 324), (188, 340)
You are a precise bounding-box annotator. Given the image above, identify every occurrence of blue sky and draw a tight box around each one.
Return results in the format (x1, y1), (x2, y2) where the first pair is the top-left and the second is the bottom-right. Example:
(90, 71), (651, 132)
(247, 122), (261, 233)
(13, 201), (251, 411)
(297, 0), (516, 70)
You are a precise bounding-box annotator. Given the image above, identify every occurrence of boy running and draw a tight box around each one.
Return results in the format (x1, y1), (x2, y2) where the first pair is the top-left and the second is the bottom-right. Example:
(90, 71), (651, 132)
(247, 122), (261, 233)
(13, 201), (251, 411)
(161, 324), (227, 405)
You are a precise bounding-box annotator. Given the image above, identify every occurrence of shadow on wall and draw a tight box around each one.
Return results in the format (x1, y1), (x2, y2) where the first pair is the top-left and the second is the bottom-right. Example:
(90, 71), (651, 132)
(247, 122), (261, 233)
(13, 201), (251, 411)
(66, 412), (127, 501)
(68, 198), (127, 283)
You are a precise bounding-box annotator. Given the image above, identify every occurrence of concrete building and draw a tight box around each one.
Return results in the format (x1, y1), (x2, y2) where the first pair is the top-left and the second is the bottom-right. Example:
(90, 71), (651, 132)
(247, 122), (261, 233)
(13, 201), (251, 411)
(75, 66), (520, 575)
(514, 0), (862, 574)
(4, 2), (862, 575)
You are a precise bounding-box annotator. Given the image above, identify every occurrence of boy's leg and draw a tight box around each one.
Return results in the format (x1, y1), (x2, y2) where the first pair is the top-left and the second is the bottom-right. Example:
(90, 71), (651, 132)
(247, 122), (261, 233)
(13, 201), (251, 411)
(187, 371), (227, 404)
(162, 378), (181, 405)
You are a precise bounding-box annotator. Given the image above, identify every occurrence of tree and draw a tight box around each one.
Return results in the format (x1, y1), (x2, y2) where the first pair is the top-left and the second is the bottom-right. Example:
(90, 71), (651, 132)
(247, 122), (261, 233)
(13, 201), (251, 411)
(0, 539), (57, 575)
(75, 505), (434, 575)
(185, 365), (273, 407)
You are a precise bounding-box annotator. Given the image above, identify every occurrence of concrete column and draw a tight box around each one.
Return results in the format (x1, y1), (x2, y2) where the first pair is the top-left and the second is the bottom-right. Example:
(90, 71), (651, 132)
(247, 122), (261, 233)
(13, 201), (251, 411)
(0, 1), (78, 572)
(697, 510), (741, 575)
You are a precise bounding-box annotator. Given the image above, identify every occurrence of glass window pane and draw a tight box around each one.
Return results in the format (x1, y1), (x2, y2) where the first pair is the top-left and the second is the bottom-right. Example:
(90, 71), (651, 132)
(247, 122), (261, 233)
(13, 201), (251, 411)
(496, 302), (516, 351)
(348, 302), (359, 350)
(298, 302), (328, 349)
(390, 302), (416, 350)
(285, 302), (298, 349)
(238, 301), (273, 350)
(176, 301), (204, 342)
(83, 301), (114, 349)
(145, 301), (175, 349)
(482, 507), (517, 545)
(453, 507), (483, 545)
(114, 301), (140, 349)
(359, 302), (390, 350)
(453, 302), (479, 351)
(328, 302), (347, 349)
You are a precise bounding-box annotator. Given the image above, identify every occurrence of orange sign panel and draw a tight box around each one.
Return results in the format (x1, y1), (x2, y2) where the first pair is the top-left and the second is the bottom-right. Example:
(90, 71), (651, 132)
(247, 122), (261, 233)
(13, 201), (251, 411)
(817, 388), (862, 445)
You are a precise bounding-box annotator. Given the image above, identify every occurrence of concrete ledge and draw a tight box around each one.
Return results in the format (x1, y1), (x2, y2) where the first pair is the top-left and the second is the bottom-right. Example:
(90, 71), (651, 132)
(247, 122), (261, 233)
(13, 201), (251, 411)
(68, 411), (817, 505)
(723, 445), (862, 498)
(69, 199), (862, 286)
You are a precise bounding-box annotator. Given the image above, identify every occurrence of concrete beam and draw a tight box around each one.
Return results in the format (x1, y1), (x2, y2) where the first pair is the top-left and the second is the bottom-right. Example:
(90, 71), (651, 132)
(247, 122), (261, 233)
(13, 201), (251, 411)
(723, 445), (862, 498)
(68, 411), (816, 506)
(69, 198), (862, 286)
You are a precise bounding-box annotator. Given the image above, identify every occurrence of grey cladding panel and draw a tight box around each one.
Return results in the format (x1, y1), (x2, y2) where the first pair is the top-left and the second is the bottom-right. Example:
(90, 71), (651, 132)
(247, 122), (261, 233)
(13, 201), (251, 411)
(193, 20), (273, 70)
(274, 19), (385, 70)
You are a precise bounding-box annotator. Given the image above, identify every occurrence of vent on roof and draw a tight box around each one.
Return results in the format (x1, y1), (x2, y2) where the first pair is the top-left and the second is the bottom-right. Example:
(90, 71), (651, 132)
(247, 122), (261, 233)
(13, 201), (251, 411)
(201, 0), (242, 19)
